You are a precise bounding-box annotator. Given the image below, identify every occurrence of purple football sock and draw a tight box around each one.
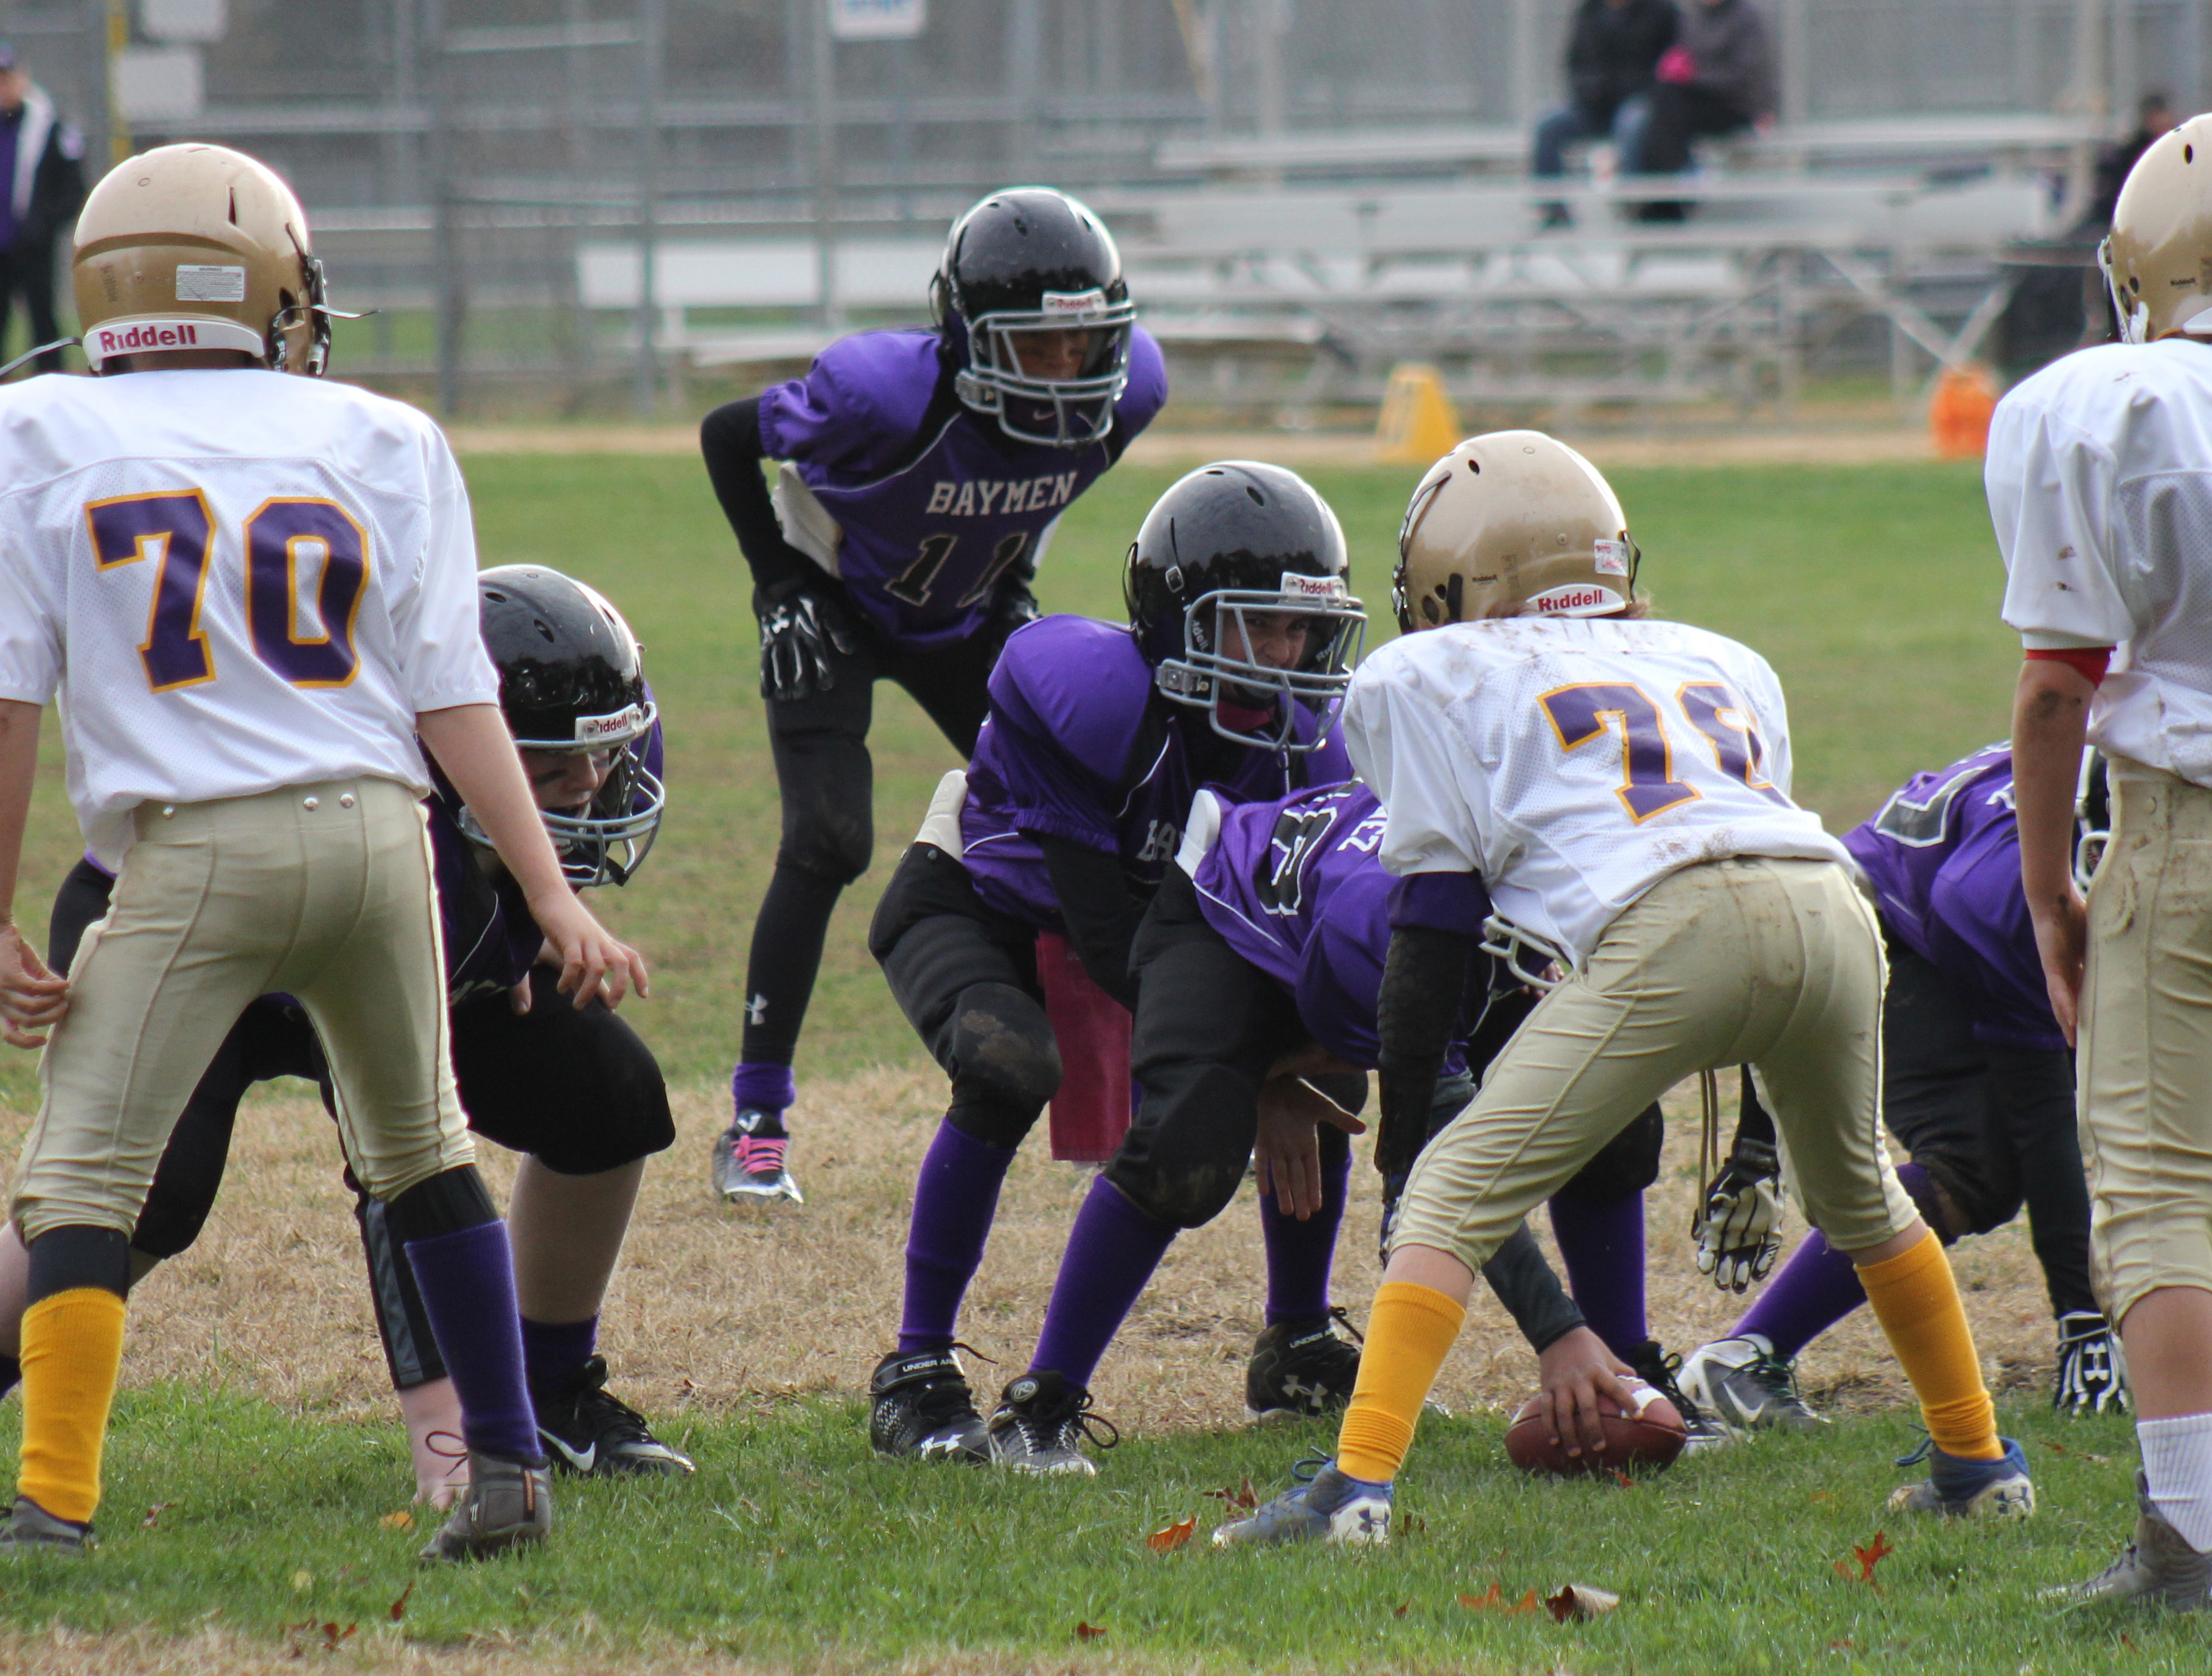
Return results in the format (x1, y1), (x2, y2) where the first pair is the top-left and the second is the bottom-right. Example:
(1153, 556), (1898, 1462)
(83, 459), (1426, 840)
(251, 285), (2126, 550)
(1547, 1190), (1649, 1360)
(403, 1221), (544, 1465)
(519, 1313), (599, 1404)
(1260, 1142), (1352, 1324)
(731, 1062), (797, 1122)
(1028, 1176), (1181, 1389)
(1730, 1161), (1945, 1360)
(898, 1121), (1018, 1355)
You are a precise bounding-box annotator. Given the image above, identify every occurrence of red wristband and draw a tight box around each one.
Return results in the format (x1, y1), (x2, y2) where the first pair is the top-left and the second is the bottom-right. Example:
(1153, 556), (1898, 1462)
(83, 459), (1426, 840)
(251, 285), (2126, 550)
(2025, 647), (2112, 687)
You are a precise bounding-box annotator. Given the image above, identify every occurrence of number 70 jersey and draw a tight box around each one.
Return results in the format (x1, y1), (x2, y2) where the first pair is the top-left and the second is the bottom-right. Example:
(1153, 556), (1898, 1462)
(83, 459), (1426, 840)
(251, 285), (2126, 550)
(1342, 616), (1851, 967)
(0, 370), (499, 868)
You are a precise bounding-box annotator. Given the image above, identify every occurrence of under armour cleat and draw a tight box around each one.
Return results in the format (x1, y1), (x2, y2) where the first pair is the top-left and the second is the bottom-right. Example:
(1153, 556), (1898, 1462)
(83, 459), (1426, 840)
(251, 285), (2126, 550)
(2045, 1473), (2210, 1610)
(869, 1347), (989, 1462)
(1246, 1309), (1363, 1422)
(418, 1453), (552, 1563)
(986, 1369), (1119, 1476)
(1211, 1459), (1392, 1548)
(1626, 1338), (1729, 1453)
(713, 1108), (802, 1206)
(535, 1355), (694, 1479)
(2053, 1311), (2130, 1416)
(1676, 1334), (1826, 1439)
(1888, 1435), (2034, 1519)
(0, 1497), (89, 1557)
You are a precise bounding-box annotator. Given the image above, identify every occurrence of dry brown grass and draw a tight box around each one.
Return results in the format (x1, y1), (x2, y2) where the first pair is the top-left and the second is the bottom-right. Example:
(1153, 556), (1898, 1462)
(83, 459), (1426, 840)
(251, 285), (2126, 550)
(0, 1067), (2059, 1432)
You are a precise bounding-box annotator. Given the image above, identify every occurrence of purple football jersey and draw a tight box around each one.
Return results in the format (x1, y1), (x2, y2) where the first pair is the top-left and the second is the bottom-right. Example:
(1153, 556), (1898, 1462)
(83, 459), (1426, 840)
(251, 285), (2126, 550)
(1190, 780), (1495, 1066)
(960, 614), (1353, 931)
(1842, 743), (2062, 1051)
(758, 326), (1167, 652)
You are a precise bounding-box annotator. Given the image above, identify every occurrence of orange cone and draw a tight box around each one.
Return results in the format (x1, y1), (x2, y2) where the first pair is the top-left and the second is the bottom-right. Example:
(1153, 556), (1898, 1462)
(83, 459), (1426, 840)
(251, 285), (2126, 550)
(1930, 363), (1999, 460)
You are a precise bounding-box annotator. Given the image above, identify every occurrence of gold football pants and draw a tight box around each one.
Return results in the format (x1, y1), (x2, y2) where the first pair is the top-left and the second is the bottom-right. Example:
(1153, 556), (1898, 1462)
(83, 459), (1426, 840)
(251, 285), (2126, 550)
(1392, 855), (1916, 1271)
(12, 776), (473, 1241)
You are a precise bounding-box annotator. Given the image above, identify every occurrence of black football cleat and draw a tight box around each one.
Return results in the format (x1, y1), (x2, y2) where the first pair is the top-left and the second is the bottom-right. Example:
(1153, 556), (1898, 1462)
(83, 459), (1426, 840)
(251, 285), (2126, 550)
(986, 1369), (1119, 1476)
(535, 1355), (695, 1478)
(418, 1454), (552, 1563)
(0, 1497), (90, 1557)
(1245, 1309), (1363, 1422)
(1627, 1338), (1730, 1453)
(870, 1347), (990, 1462)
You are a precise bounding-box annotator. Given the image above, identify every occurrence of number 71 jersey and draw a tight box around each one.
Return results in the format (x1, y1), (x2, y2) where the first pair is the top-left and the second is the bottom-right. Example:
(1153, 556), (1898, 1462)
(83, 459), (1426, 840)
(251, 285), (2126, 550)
(1342, 616), (1851, 967)
(0, 370), (498, 868)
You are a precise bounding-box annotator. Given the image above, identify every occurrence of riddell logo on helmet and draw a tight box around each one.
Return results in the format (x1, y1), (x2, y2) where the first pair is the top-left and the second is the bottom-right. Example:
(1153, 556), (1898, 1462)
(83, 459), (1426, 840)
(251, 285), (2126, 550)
(574, 704), (647, 744)
(95, 322), (201, 355)
(1529, 583), (1624, 615)
(1278, 572), (1348, 601)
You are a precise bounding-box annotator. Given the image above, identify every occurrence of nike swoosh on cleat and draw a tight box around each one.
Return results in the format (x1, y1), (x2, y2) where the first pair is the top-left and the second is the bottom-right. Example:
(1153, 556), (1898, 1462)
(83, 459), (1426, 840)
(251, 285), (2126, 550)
(539, 1429), (597, 1475)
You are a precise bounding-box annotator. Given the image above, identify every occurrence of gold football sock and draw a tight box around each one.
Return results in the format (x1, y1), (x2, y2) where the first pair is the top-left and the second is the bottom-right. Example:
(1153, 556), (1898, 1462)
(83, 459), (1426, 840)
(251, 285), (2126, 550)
(1855, 1230), (2001, 1461)
(1333, 1281), (1465, 1484)
(18, 1288), (127, 1525)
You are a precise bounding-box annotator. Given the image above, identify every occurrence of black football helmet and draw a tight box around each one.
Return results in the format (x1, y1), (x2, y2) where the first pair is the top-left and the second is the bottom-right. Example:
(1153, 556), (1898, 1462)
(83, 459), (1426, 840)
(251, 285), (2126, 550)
(466, 565), (665, 888)
(1123, 462), (1366, 752)
(932, 186), (1136, 448)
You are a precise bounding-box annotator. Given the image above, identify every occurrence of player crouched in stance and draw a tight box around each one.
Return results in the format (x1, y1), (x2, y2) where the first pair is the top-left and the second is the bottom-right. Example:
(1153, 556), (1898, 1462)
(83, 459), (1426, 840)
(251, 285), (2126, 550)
(1215, 431), (2028, 1548)
(699, 187), (1165, 1206)
(1995, 117), (2212, 1611)
(1678, 744), (2121, 1436)
(0, 145), (645, 1560)
(0, 567), (689, 1502)
(866, 464), (1362, 1465)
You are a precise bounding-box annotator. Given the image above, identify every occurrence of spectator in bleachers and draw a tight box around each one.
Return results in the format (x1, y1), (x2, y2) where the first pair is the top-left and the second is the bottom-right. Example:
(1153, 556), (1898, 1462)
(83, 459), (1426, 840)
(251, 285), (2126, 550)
(1633, 0), (1776, 217)
(2090, 92), (2175, 229)
(1530, 0), (1680, 228)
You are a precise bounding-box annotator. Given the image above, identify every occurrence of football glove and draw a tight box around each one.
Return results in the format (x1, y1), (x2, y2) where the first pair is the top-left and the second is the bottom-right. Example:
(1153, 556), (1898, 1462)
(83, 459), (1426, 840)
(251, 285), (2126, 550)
(756, 583), (858, 705)
(991, 571), (1042, 633)
(2053, 1311), (2130, 1416)
(1692, 1133), (1784, 1293)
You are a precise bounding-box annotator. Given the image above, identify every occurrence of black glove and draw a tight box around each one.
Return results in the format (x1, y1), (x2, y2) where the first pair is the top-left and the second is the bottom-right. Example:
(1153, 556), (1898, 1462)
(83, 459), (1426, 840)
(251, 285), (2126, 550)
(756, 582), (858, 704)
(1692, 1133), (1784, 1293)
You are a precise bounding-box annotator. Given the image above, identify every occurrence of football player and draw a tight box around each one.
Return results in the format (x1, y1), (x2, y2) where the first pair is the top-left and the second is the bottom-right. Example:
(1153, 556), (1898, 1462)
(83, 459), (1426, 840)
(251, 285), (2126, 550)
(0, 566), (688, 1504)
(986, 773), (1701, 1473)
(1994, 117), (2212, 1610)
(699, 188), (1166, 1206)
(1215, 431), (2028, 1548)
(0, 145), (645, 1559)
(864, 463), (1364, 1464)
(1678, 744), (2122, 1435)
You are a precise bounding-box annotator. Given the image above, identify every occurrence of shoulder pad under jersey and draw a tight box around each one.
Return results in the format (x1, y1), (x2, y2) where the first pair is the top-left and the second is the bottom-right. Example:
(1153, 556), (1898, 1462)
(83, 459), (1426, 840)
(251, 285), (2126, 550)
(986, 614), (1155, 784)
(757, 328), (950, 474)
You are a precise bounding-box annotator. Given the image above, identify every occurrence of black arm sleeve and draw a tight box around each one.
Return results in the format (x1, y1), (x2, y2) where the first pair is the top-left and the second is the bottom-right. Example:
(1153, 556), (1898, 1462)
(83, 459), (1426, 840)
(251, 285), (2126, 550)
(1732, 1064), (1776, 1148)
(1376, 924), (1478, 1183)
(1480, 1220), (1589, 1354)
(1036, 833), (1146, 1011)
(699, 397), (814, 597)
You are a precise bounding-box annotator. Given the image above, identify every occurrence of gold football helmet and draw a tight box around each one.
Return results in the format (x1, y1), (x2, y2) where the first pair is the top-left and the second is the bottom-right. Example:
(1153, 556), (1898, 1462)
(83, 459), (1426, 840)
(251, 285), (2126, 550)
(2101, 113), (2212, 344)
(72, 143), (335, 375)
(1392, 430), (1638, 633)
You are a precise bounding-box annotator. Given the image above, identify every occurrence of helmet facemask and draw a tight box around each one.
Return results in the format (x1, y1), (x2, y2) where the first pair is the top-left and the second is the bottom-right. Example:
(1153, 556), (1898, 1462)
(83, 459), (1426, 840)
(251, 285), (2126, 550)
(2074, 746), (2111, 897)
(459, 700), (666, 889)
(954, 291), (1137, 448)
(1153, 575), (1368, 752)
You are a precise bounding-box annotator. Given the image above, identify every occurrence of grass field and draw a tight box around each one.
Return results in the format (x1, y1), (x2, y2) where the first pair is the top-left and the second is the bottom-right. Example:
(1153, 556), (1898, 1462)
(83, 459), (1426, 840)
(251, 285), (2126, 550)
(1, 451), (2188, 1674)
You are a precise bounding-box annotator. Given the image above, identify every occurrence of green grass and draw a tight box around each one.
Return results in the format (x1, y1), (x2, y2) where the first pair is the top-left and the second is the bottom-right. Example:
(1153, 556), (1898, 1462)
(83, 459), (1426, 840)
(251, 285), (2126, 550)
(0, 456), (2018, 1108)
(0, 1388), (2199, 1672)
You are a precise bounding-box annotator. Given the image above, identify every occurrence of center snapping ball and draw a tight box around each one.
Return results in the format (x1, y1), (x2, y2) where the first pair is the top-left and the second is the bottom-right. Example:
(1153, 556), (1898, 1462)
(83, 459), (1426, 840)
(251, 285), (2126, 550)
(1503, 1379), (1689, 1478)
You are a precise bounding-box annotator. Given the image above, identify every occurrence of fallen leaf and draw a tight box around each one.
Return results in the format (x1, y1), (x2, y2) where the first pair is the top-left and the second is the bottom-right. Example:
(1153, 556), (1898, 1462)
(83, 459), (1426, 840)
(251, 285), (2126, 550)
(1075, 1621), (1107, 1641)
(378, 1509), (413, 1531)
(141, 1504), (172, 1529)
(1829, 1638), (1855, 1652)
(1809, 1490), (1835, 1504)
(1457, 1584), (1505, 1610)
(2120, 1632), (2138, 1650)
(1398, 1514), (1429, 1537)
(1393, 1600), (1411, 1618)
(290, 1570), (314, 1593)
(2086, 1452), (2111, 1464)
(1837, 1529), (1894, 1586)
(1611, 1469), (1637, 1490)
(1202, 1480), (1259, 1511)
(388, 1582), (415, 1623)
(1146, 1516), (1196, 1554)
(1546, 1583), (1620, 1622)
(1508, 1587), (1541, 1615)
(2046, 1441), (2070, 1457)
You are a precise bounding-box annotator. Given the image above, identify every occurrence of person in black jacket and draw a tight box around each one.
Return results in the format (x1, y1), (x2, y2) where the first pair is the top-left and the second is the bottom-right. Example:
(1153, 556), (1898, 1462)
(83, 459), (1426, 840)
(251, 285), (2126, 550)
(0, 46), (86, 377)
(1633, 0), (1777, 179)
(1530, 0), (1680, 224)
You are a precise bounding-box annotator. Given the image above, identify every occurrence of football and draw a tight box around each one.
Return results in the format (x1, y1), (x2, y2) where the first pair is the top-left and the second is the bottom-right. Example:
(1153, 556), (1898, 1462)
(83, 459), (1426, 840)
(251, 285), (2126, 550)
(1503, 1379), (1690, 1478)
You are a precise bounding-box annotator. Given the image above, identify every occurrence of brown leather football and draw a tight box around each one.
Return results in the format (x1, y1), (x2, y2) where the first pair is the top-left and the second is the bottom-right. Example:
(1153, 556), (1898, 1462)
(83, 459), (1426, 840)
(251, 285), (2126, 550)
(1503, 1380), (1689, 1478)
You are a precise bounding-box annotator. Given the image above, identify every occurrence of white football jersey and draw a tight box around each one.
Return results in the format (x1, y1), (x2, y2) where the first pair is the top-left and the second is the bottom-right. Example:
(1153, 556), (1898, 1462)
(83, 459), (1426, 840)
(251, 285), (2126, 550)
(0, 369), (498, 868)
(1987, 338), (2212, 789)
(1344, 616), (1850, 965)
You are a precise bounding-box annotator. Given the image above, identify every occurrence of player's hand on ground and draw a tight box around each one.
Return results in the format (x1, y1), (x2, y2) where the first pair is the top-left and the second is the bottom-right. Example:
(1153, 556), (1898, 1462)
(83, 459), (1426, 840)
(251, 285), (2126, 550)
(0, 922), (69, 1048)
(1536, 1326), (1638, 1459)
(755, 583), (858, 704)
(1693, 1133), (1784, 1292)
(529, 893), (649, 1010)
(2029, 887), (2088, 1047)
